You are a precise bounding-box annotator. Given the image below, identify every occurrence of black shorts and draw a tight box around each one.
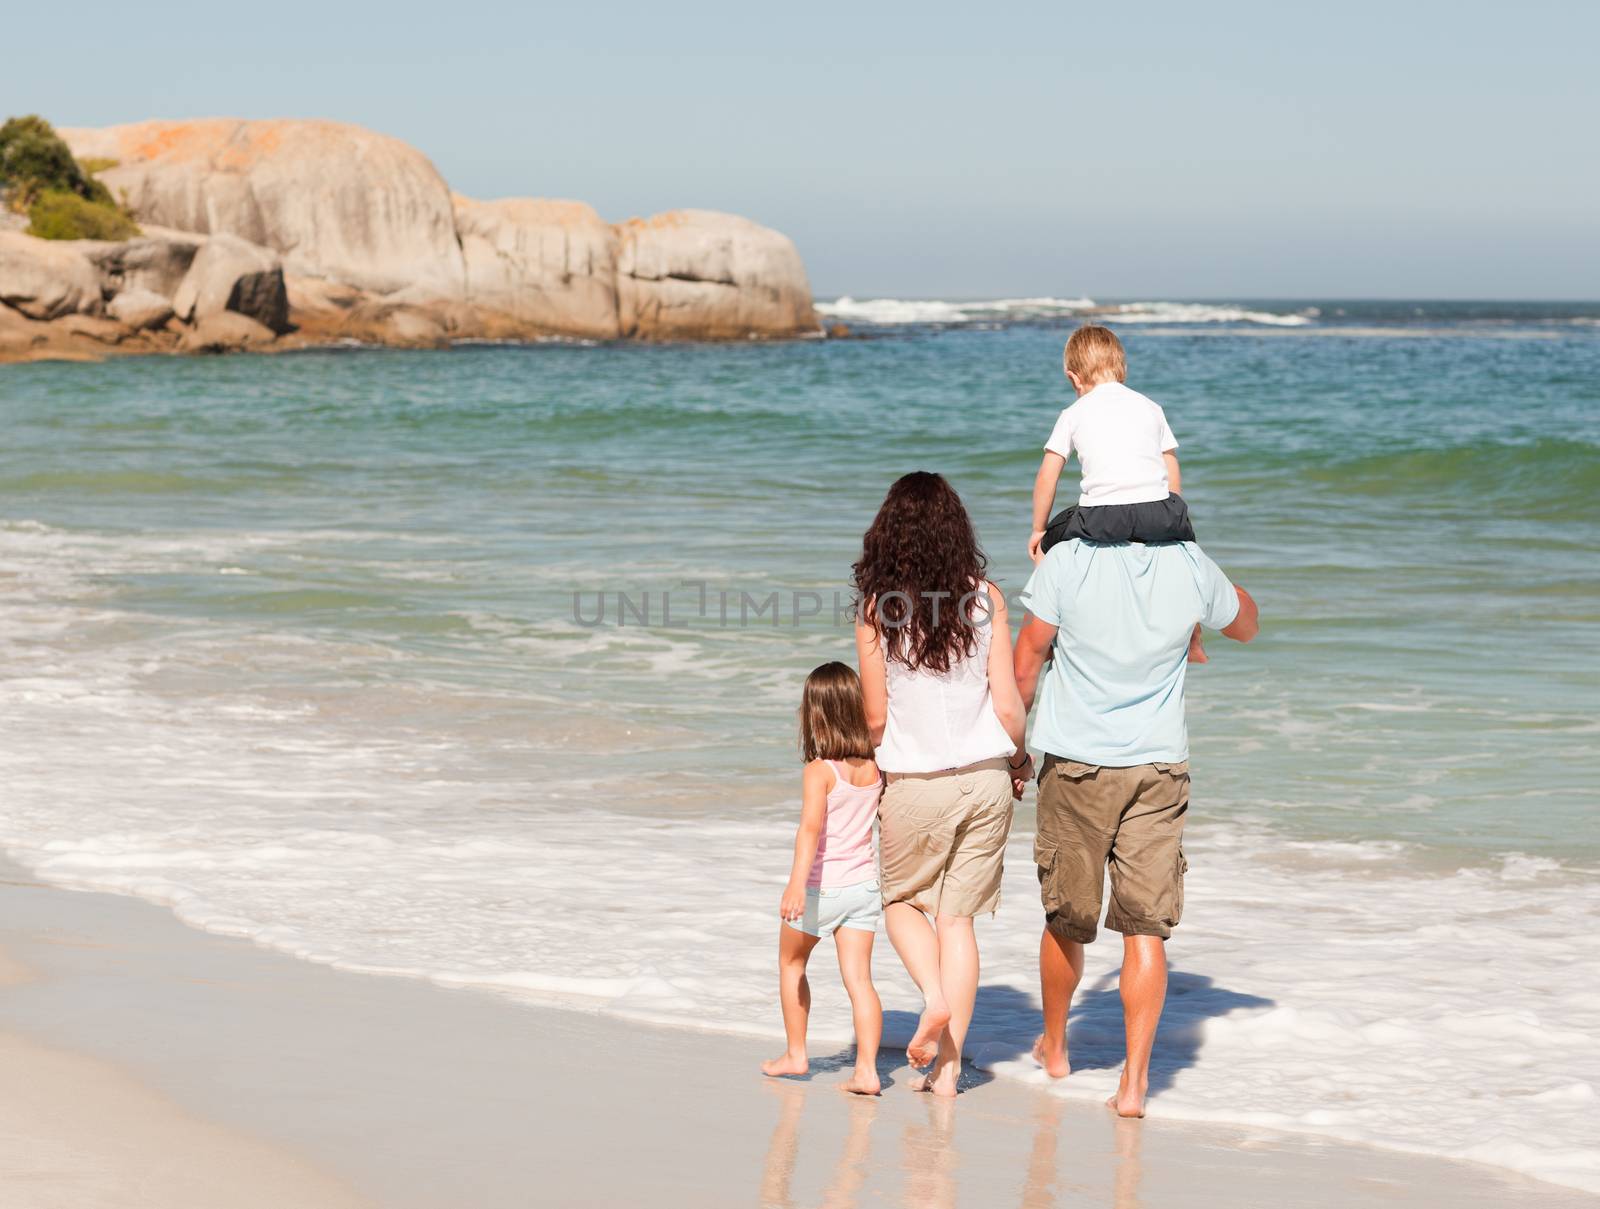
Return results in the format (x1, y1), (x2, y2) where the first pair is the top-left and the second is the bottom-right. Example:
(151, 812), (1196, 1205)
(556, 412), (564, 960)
(1040, 494), (1195, 554)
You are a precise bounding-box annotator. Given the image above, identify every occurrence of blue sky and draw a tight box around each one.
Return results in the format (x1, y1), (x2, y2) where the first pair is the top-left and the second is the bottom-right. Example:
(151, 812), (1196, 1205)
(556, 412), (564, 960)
(6, 1), (1596, 298)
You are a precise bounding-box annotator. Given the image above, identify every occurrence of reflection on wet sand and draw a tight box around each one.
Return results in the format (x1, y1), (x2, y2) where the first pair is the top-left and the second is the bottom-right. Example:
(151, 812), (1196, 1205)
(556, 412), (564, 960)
(760, 1080), (1144, 1209)
(759, 1081), (878, 1209)
(901, 1095), (958, 1208)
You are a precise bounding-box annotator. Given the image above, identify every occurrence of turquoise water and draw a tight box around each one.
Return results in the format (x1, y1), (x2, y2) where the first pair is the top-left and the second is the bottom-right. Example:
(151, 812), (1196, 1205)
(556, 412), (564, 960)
(3, 302), (1600, 1188)
(4, 307), (1596, 860)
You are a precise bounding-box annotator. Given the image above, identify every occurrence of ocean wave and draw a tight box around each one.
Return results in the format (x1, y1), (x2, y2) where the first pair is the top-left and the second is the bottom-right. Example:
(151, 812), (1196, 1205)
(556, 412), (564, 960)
(817, 296), (1097, 324)
(1100, 301), (1316, 326)
(0, 511), (1592, 1195)
(816, 296), (1316, 327)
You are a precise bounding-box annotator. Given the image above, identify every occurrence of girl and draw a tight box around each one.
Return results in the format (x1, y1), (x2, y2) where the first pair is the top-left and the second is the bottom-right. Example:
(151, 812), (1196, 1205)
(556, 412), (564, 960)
(761, 661), (884, 1096)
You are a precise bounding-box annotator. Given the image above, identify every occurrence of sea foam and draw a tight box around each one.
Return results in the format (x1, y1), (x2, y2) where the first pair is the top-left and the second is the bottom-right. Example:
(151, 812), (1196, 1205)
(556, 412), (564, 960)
(0, 507), (1596, 1197)
(815, 296), (1316, 327)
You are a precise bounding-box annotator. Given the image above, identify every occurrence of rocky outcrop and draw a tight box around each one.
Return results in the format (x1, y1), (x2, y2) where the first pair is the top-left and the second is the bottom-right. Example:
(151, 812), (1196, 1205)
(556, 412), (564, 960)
(179, 311), (277, 353)
(0, 231), (102, 319)
(455, 196), (621, 340)
(107, 287), (175, 330)
(80, 228), (202, 299)
(62, 119), (466, 299)
(615, 210), (817, 340)
(171, 234), (289, 333)
(2, 117), (820, 361)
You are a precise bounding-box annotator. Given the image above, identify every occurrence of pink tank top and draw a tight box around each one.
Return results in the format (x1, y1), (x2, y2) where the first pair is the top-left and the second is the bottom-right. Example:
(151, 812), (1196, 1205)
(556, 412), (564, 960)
(808, 760), (881, 888)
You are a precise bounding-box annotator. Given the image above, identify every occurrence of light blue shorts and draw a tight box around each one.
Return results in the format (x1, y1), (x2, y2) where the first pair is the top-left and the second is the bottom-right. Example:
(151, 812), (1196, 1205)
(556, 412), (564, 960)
(785, 878), (882, 938)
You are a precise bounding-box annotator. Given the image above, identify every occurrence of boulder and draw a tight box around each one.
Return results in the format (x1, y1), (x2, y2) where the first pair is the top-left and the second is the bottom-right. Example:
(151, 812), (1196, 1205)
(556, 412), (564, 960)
(179, 310), (277, 353)
(107, 287), (175, 330)
(614, 210), (819, 340)
(78, 227), (203, 299)
(172, 234), (290, 333)
(0, 231), (103, 319)
(54, 314), (129, 344)
(285, 273), (367, 315)
(455, 196), (620, 340)
(62, 119), (467, 299)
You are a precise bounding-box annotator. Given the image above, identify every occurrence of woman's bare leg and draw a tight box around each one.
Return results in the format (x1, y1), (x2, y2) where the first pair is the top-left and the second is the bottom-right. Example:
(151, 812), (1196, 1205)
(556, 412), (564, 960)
(885, 901), (950, 1068)
(921, 914), (977, 1097)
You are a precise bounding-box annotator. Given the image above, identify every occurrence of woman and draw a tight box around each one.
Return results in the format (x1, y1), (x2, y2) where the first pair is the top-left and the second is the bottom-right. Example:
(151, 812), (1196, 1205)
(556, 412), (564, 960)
(854, 472), (1031, 1097)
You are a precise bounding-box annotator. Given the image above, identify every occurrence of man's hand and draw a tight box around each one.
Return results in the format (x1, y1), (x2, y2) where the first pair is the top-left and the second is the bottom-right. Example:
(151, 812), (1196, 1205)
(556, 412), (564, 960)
(779, 881), (807, 922)
(1028, 530), (1047, 564)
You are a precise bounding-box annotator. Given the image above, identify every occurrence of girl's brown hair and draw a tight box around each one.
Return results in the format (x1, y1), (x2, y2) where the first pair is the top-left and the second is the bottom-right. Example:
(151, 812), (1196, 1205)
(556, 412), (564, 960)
(852, 471), (988, 674)
(799, 661), (874, 762)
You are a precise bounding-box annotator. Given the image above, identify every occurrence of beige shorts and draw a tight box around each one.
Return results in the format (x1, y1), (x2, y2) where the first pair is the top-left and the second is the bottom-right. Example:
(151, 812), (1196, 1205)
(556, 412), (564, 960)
(1034, 755), (1190, 943)
(879, 758), (1014, 918)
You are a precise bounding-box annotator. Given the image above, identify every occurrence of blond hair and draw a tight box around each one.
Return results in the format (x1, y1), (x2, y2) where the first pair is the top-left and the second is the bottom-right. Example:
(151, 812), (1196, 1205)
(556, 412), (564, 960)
(798, 662), (874, 763)
(1063, 324), (1127, 385)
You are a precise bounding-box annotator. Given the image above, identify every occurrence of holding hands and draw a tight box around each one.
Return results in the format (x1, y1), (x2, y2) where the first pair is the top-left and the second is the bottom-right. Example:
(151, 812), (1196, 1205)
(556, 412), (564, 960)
(1009, 752), (1034, 799)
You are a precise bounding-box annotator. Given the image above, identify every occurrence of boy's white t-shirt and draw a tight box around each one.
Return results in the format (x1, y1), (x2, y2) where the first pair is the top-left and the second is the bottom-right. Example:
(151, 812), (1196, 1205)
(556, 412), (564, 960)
(1044, 381), (1179, 507)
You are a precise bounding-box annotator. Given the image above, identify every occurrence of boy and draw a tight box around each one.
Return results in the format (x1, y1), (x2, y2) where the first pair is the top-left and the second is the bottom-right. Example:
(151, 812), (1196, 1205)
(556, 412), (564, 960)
(1029, 324), (1205, 662)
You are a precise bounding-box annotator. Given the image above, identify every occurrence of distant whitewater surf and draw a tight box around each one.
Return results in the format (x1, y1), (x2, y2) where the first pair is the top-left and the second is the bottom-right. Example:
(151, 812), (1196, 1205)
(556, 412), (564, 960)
(817, 296), (1317, 327)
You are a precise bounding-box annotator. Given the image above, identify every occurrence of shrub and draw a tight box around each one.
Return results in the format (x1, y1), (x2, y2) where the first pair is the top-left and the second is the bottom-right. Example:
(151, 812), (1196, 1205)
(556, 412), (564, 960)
(0, 114), (87, 203)
(26, 189), (139, 240)
(1, 114), (138, 238)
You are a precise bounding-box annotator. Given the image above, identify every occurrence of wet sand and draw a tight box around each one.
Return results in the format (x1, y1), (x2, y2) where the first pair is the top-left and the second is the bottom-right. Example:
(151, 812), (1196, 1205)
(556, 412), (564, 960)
(0, 864), (1591, 1208)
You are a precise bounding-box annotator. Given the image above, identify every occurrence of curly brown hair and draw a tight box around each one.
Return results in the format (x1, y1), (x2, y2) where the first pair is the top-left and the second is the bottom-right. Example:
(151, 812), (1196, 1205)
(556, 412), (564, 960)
(852, 472), (989, 674)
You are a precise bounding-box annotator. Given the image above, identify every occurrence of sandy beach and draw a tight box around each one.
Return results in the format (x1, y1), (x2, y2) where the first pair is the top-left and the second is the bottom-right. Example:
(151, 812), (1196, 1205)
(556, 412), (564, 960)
(0, 861), (1589, 1209)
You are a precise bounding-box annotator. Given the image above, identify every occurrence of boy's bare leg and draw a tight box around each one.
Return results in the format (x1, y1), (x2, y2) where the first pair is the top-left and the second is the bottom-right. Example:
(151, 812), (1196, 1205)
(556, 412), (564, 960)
(1034, 927), (1084, 1078)
(763, 926), (821, 1077)
(834, 927), (882, 1095)
(913, 914), (977, 1098)
(1186, 624), (1208, 664)
(885, 902), (950, 1068)
(1108, 935), (1167, 1117)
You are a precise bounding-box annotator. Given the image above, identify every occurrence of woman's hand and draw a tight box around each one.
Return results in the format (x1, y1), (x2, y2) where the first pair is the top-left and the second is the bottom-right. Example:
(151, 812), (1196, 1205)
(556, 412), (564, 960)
(1009, 753), (1035, 799)
(780, 881), (807, 922)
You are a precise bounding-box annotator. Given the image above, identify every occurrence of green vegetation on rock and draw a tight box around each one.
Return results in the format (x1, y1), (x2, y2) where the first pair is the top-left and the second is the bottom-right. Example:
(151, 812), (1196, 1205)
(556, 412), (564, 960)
(0, 114), (139, 240)
(26, 189), (139, 240)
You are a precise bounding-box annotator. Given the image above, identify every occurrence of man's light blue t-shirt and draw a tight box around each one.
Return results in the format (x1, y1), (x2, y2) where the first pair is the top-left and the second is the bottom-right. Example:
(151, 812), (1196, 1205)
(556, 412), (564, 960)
(1019, 541), (1240, 766)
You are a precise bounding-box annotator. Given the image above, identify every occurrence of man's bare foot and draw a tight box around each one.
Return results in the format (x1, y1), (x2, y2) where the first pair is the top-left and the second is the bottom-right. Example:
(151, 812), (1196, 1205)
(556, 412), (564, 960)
(912, 1054), (960, 1098)
(1186, 626), (1208, 664)
(762, 1052), (809, 1078)
(906, 1002), (951, 1067)
(840, 1068), (881, 1096)
(1032, 1033), (1070, 1079)
(1106, 1069), (1147, 1118)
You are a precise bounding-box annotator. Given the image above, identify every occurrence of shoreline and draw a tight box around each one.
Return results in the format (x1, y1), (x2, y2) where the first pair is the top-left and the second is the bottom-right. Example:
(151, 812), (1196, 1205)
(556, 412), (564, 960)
(0, 860), (1591, 1208)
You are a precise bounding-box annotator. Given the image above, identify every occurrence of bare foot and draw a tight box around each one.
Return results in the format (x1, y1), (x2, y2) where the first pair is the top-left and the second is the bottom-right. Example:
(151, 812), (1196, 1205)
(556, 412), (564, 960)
(1032, 1033), (1070, 1079)
(906, 1002), (951, 1068)
(762, 1052), (809, 1078)
(1186, 625), (1208, 664)
(1106, 1069), (1147, 1118)
(840, 1068), (881, 1096)
(918, 1054), (960, 1099)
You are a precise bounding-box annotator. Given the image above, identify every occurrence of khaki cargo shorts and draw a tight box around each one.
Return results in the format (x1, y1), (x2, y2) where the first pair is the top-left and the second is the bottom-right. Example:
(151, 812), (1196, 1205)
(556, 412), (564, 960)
(879, 758), (1014, 918)
(1034, 755), (1190, 943)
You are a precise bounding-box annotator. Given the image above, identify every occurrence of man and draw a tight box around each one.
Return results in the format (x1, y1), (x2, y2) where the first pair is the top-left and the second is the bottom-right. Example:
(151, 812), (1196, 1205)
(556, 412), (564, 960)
(1013, 538), (1258, 1118)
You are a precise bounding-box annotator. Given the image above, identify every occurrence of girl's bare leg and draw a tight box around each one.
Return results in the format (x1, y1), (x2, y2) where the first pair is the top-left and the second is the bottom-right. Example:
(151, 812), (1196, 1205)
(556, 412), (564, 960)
(885, 901), (950, 1068)
(1186, 624), (1208, 664)
(763, 925), (821, 1077)
(833, 927), (882, 1094)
